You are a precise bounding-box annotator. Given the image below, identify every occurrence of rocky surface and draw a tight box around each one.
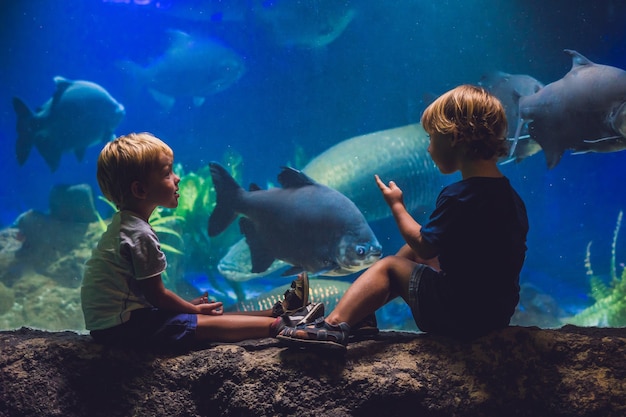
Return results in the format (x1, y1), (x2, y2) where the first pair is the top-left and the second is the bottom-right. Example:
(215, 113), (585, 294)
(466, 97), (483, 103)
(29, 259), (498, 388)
(1, 325), (625, 417)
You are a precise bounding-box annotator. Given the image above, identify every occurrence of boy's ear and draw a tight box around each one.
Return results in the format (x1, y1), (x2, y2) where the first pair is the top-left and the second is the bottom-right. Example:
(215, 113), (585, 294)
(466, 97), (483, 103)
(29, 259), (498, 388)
(450, 133), (462, 147)
(130, 180), (147, 199)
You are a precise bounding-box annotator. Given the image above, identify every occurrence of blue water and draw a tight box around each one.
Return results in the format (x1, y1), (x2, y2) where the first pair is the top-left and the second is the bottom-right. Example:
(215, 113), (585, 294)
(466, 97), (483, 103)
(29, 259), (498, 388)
(2, 0), (626, 331)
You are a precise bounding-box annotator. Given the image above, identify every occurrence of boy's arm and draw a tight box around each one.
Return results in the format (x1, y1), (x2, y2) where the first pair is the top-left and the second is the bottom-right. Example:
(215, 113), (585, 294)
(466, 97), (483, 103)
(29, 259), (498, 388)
(375, 175), (438, 260)
(138, 275), (223, 315)
(390, 206), (438, 261)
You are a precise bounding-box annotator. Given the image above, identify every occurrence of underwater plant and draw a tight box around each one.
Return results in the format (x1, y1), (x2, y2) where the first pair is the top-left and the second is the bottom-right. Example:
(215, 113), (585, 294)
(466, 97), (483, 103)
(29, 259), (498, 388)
(170, 151), (250, 299)
(96, 196), (184, 256)
(569, 211), (626, 327)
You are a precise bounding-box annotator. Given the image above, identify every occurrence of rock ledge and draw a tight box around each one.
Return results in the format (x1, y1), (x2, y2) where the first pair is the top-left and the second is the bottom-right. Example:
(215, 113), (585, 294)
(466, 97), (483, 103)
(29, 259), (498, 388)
(1, 325), (625, 417)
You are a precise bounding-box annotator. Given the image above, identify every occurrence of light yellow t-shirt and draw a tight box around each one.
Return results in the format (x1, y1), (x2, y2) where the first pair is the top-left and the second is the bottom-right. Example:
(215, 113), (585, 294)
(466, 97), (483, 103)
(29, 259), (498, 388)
(81, 210), (167, 331)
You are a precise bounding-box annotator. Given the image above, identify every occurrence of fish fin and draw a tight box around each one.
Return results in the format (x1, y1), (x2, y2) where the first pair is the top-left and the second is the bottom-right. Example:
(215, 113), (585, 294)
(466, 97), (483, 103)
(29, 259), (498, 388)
(564, 49), (593, 69)
(543, 147), (564, 170)
(148, 88), (176, 110)
(498, 157), (515, 166)
(36, 140), (62, 172)
(193, 97), (206, 107)
(509, 116), (527, 157)
(12, 97), (35, 165)
(52, 76), (73, 103)
(582, 135), (622, 144)
(239, 217), (275, 273)
(53, 76), (71, 85)
(281, 266), (305, 277)
(166, 29), (193, 48)
(277, 166), (316, 188)
(208, 161), (243, 236)
(281, 265), (336, 277)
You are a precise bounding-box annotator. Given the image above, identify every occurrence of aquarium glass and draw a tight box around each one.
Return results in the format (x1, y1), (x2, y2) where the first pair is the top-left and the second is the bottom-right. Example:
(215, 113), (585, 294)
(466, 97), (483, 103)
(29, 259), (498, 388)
(1, 0), (626, 332)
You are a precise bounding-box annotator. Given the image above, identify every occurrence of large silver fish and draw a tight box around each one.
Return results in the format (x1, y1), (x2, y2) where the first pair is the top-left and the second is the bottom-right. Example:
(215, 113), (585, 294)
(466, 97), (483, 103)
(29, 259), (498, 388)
(117, 30), (245, 109)
(12, 76), (125, 172)
(208, 162), (382, 277)
(218, 123), (447, 281)
(231, 279), (352, 313)
(302, 123), (445, 221)
(517, 49), (626, 169)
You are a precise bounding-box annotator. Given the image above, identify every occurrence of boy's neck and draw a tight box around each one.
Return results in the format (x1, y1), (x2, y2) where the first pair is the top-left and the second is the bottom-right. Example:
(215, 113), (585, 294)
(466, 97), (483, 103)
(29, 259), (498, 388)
(120, 201), (156, 223)
(459, 157), (502, 180)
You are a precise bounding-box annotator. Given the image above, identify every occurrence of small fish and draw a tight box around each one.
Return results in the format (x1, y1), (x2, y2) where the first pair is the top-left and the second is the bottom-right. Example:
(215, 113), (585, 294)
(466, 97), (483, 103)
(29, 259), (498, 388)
(117, 30), (245, 109)
(12, 76), (125, 172)
(479, 71), (545, 161)
(231, 279), (352, 313)
(208, 162), (382, 277)
(254, 0), (356, 48)
(49, 183), (97, 223)
(480, 71), (544, 139)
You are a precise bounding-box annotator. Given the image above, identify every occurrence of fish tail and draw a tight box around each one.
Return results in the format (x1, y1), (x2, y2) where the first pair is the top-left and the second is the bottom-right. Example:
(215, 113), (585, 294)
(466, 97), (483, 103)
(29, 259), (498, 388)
(12, 97), (35, 166)
(208, 161), (243, 237)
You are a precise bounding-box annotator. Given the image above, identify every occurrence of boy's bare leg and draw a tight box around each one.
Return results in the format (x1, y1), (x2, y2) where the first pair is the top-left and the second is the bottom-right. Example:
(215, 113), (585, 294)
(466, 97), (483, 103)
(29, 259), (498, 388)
(225, 309), (274, 317)
(325, 256), (416, 327)
(195, 315), (276, 342)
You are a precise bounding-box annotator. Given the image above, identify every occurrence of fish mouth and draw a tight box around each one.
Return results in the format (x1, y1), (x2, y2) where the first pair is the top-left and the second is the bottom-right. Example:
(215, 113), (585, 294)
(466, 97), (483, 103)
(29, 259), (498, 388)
(610, 102), (626, 137)
(332, 249), (382, 276)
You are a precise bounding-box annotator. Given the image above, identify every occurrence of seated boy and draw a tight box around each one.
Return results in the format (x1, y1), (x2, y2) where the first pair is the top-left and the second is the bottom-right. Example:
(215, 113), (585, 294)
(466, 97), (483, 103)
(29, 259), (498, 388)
(278, 85), (529, 351)
(80, 132), (322, 347)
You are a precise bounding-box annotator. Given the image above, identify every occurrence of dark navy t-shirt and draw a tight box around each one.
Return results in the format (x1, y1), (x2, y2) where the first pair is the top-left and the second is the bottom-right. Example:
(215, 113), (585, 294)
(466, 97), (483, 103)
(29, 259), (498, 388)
(420, 176), (528, 322)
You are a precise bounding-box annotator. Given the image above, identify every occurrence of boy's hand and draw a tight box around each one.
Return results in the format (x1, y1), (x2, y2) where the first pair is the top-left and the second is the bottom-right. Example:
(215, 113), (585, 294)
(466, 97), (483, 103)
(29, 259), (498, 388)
(191, 292), (210, 305)
(374, 174), (404, 208)
(196, 301), (224, 315)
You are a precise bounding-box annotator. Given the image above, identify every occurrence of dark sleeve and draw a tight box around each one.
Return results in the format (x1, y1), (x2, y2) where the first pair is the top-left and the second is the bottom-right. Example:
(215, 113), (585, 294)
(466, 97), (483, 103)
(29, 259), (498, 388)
(420, 192), (461, 249)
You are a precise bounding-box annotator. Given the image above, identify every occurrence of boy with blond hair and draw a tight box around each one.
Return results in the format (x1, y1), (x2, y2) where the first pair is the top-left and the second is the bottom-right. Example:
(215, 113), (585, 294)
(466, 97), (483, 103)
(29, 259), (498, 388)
(81, 132), (320, 347)
(278, 85), (529, 351)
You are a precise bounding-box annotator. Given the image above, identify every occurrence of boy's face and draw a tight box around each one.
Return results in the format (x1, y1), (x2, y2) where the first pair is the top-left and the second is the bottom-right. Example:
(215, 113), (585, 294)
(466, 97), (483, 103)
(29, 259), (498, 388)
(427, 131), (459, 174)
(144, 152), (180, 209)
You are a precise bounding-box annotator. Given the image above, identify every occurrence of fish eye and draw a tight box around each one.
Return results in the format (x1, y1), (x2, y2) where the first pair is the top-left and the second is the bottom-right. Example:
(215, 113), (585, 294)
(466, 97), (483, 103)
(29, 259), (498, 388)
(355, 246), (366, 257)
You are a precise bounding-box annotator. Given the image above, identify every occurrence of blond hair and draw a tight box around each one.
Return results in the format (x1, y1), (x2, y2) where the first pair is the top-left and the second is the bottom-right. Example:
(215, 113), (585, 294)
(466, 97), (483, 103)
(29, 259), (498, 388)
(97, 132), (173, 209)
(421, 84), (508, 160)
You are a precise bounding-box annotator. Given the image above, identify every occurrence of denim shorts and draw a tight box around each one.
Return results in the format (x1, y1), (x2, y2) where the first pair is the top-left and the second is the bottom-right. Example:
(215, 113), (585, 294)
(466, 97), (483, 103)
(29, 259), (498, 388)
(408, 264), (511, 338)
(407, 263), (445, 333)
(90, 308), (198, 347)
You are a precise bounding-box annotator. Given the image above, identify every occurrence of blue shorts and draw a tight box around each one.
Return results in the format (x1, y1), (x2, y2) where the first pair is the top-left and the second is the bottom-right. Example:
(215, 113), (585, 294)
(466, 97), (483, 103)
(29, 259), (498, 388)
(407, 263), (446, 333)
(90, 308), (198, 347)
(408, 264), (511, 338)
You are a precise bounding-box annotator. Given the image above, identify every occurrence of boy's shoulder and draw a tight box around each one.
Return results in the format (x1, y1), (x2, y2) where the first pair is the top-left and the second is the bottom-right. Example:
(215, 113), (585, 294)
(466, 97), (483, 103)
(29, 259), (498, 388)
(441, 176), (512, 199)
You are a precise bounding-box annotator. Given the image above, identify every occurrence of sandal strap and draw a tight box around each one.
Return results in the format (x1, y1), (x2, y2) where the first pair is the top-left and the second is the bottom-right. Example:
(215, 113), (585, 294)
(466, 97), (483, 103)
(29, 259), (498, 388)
(281, 317), (350, 345)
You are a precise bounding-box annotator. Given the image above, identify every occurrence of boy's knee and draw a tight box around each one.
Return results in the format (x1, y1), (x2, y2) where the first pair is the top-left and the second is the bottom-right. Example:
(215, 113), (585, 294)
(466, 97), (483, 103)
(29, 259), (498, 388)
(368, 255), (395, 273)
